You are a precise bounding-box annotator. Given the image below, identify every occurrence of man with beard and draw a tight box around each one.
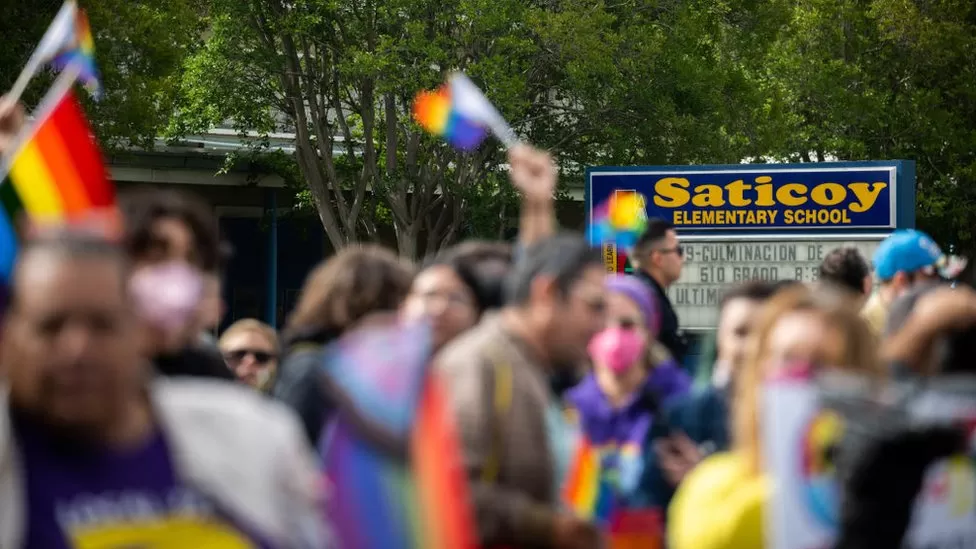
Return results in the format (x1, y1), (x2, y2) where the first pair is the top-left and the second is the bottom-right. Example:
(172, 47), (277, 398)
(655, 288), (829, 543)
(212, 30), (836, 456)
(436, 233), (608, 549)
(0, 232), (326, 548)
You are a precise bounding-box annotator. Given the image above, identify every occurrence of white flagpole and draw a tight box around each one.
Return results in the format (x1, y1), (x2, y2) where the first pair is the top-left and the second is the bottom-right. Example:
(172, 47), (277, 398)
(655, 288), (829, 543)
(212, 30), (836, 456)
(0, 63), (81, 186)
(3, 1), (77, 107)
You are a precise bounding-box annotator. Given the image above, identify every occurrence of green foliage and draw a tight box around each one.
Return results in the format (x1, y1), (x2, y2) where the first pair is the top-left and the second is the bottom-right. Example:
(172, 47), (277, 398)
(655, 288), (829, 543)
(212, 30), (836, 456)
(170, 0), (543, 255)
(0, 0), (201, 150)
(760, 0), (976, 250)
(7, 0), (976, 252)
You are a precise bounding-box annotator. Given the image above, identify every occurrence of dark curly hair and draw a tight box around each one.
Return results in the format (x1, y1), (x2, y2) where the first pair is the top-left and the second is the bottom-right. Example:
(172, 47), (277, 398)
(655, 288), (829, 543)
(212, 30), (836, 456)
(819, 246), (870, 296)
(118, 187), (222, 273)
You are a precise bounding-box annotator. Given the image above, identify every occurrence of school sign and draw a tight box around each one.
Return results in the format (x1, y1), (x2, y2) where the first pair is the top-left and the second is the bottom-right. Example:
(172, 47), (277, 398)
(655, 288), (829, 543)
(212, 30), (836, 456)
(586, 162), (916, 329)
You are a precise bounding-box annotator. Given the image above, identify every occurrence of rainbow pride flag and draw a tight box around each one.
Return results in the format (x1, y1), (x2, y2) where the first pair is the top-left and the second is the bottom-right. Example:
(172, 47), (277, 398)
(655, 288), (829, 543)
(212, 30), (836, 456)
(26, 1), (103, 99)
(0, 76), (114, 284)
(562, 437), (664, 549)
(562, 436), (616, 523)
(49, 4), (102, 98)
(319, 317), (478, 549)
(413, 73), (517, 151)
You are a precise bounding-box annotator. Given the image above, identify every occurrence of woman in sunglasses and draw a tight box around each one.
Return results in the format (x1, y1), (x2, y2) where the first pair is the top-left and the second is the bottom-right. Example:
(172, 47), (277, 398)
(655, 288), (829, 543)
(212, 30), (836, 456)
(218, 319), (280, 391)
(565, 275), (691, 521)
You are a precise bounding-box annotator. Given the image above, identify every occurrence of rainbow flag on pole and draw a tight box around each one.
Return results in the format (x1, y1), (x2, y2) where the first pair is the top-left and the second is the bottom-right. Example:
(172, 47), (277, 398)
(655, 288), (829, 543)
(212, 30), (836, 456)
(48, 3), (102, 98)
(318, 317), (478, 549)
(0, 66), (115, 284)
(8, 1), (102, 103)
(412, 72), (518, 151)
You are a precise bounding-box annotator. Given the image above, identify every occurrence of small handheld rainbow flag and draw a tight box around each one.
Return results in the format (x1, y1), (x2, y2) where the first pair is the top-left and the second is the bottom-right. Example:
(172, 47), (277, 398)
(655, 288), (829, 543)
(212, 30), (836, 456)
(7, 1), (102, 104)
(413, 72), (518, 151)
(0, 67), (115, 285)
(562, 436), (616, 523)
(562, 436), (665, 549)
(319, 318), (478, 549)
(49, 3), (102, 99)
(588, 190), (648, 248)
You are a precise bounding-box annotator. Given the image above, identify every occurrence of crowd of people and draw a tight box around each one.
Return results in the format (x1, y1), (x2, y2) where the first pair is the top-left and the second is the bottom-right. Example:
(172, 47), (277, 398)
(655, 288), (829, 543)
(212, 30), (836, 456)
(1, 93), (975, 549)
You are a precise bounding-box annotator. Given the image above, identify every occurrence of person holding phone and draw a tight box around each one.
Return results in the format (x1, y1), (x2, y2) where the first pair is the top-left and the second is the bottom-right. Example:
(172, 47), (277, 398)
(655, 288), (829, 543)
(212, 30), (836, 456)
(566, 275), (691, 512)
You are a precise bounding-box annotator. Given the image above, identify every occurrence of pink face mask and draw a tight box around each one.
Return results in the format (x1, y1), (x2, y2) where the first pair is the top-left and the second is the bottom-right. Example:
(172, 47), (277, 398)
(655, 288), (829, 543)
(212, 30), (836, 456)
(129, 261), (204, 334)
(588, 327), (646, 374)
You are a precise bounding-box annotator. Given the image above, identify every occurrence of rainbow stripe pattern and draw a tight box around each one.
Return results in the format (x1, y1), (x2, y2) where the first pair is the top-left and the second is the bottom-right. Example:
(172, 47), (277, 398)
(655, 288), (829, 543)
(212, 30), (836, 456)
(0, 90), (115, 283)
(49, 2), (102, 98)
(589, 190), (648, 248)
(324, 378), (477, 549)
(412, 86), (488, 151)
(562, 437), (664, 549)
(319, 319), (477, 549)
(562, 436), (616, 522)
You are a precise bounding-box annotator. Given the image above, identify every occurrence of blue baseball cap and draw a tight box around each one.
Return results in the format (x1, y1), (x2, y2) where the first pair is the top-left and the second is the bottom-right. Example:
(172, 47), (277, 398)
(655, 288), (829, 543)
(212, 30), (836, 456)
(872, 229), (944, 281)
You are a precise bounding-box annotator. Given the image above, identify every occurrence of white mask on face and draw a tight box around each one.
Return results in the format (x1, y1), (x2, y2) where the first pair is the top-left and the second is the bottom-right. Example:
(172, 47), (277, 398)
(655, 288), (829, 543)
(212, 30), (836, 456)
(130, 261), (204, 336)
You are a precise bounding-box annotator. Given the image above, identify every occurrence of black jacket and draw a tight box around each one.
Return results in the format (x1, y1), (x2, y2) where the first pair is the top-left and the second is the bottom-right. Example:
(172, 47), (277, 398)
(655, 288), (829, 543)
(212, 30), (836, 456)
(153, 343), (236, 381)
(271, 328), (341, 448)
(634, 270), (688, 363)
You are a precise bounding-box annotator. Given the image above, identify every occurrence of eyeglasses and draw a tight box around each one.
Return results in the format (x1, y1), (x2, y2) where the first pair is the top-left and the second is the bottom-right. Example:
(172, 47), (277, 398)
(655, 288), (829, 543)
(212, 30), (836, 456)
(655, 245), (684, 258)
(413, 290), (476, 310)
(223, 349), (276, 364)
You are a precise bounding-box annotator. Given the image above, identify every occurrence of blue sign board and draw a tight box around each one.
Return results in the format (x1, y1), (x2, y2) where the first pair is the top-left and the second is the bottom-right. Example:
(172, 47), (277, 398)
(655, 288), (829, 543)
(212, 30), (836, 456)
(586, 161), (915, 237)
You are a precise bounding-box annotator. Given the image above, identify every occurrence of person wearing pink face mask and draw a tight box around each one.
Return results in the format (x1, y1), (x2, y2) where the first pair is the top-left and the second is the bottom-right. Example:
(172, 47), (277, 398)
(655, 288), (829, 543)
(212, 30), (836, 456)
(565, 275), (691, 511)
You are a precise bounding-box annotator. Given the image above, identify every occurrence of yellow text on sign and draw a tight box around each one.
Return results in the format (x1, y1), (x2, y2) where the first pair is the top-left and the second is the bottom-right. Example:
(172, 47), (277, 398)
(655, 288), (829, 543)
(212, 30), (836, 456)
(653, 177), (888, 212)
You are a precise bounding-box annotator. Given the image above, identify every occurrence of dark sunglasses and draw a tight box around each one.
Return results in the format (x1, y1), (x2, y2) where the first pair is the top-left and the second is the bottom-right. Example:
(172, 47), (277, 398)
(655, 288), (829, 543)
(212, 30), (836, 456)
(223, 349), (276, 364)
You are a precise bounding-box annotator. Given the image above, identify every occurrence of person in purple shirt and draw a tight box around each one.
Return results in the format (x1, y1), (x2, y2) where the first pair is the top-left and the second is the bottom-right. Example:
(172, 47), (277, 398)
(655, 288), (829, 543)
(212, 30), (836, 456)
(566, 275), (691, 511)
(0, 231), (327, 549)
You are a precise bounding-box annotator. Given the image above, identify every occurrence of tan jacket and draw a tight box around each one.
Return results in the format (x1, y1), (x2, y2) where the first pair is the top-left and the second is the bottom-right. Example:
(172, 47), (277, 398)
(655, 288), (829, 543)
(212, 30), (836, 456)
(436, 313), (558, 549)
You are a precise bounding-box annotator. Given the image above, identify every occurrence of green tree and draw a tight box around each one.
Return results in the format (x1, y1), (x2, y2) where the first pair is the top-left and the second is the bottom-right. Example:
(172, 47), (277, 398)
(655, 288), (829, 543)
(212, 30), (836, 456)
(522, 0), (791, 173)
(171, 0), (540, 257)
(760, 0), (976, 249)
(0, 0), (201, 149)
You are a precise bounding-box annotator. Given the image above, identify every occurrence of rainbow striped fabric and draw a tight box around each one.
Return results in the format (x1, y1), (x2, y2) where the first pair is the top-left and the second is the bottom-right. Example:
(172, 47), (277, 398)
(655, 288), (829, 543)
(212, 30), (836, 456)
(562, 437), (664, 549)
(318, 318), (477, 549)
(0, 88), (115, 284)
(562, 436), (617, 522)
(413, 85), (488, 151)
(50, 4), (101, 98)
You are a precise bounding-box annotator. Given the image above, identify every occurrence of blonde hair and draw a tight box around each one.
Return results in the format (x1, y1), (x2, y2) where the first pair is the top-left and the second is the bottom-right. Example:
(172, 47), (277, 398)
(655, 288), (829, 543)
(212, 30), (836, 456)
(732, 285), (880, 475)
(219, 318), (280, 356)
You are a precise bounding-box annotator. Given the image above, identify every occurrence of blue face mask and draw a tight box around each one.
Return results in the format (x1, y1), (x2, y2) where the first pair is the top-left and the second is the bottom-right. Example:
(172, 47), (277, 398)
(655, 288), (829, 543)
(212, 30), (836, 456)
(129, 261), (204, 334)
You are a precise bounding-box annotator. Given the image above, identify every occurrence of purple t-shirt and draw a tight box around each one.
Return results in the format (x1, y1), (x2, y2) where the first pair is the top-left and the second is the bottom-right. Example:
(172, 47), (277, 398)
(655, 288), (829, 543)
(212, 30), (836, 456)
(12, 412), (275, 549)
(565, 361), (691, 502)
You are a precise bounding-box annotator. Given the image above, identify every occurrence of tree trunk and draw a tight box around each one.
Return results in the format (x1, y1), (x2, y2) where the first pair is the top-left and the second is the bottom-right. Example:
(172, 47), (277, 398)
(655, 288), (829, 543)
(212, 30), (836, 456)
(395, 221), (420, 258)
